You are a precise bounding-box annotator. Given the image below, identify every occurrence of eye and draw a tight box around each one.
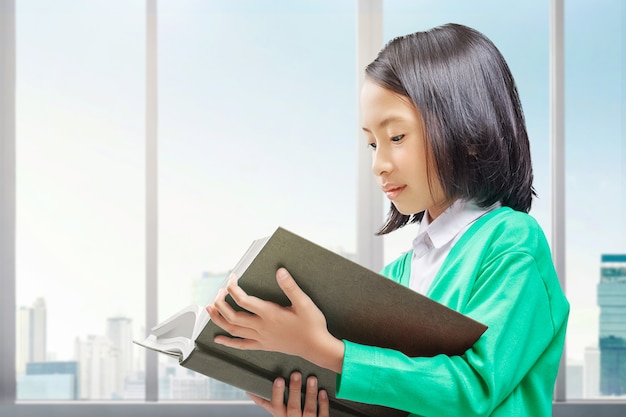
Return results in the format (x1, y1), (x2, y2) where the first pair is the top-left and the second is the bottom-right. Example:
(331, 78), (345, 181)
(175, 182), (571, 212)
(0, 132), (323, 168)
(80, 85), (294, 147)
(367, 142), (377, 150)
(391, 134), (405, 142)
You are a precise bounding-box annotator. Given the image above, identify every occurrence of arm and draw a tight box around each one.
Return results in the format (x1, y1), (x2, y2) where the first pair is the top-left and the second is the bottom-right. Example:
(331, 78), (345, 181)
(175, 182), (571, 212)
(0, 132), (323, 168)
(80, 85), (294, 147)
(336, 251), (568, 416)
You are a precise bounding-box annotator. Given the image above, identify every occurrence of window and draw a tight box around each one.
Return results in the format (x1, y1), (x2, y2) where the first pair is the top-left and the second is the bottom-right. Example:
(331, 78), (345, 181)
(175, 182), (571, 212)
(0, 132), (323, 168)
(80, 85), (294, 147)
(158, 0), (357, 400)
(564, 0), (625, 400)
(12, 0), (358, 403)
(1, 0), (625, 415)
(15, 0), (145, 400)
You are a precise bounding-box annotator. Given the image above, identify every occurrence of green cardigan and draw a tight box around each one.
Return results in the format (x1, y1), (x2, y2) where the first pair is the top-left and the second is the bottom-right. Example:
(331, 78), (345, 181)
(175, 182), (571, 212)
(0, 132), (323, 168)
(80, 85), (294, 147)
(335, 207), (569, 417)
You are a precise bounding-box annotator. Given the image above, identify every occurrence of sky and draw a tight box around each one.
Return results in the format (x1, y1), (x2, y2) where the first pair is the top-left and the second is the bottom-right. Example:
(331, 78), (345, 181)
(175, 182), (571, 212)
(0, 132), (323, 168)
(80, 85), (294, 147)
(13, 0), (624, 376)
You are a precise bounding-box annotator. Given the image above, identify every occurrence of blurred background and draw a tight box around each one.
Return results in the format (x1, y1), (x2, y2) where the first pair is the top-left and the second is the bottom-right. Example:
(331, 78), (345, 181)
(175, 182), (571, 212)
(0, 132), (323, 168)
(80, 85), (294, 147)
(1, 0), (624, 412)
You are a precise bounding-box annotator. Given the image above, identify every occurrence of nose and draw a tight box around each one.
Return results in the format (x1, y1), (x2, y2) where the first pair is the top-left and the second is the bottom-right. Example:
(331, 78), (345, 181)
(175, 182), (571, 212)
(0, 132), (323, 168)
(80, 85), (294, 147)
(371, 145), (393, 177)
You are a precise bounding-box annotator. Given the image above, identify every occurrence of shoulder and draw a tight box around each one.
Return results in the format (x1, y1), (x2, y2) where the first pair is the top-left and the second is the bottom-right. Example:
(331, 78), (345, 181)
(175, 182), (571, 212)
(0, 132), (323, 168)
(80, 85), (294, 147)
(468, 206), (548, 255)
(460, 207), (559, 289)
(463, 207), (569, 329)
(452, 206), (556, 283)
(477, 205), (541, 232)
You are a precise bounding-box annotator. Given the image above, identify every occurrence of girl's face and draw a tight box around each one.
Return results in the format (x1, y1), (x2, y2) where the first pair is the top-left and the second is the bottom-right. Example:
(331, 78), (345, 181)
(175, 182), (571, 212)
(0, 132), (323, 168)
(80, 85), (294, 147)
(361, 79), (449, 221)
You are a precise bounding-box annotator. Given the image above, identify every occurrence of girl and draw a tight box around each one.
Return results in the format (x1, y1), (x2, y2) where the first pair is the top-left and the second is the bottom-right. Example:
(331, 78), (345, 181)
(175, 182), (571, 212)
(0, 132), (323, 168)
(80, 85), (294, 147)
(207, 23), (569, 417)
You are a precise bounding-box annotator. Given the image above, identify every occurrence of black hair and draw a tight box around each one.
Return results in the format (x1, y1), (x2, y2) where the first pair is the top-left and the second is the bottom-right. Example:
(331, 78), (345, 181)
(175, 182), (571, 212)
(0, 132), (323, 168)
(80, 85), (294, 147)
(366, 23), (536, 235)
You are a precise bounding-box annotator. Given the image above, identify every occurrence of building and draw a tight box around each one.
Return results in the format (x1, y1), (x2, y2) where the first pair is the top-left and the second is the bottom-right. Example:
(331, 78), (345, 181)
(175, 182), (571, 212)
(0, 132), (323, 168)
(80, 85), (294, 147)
(75, 335), (117, 400)
(31, 298), (47, 362)
(16, 298), (47, 376)
(17, 361), (79, 400)
(585, 346), (601, 398)
(597, 254), (626, 396)
(567, 362), (584, 399)
(16, 306), (32, 376)
(106, 316), (134, 399)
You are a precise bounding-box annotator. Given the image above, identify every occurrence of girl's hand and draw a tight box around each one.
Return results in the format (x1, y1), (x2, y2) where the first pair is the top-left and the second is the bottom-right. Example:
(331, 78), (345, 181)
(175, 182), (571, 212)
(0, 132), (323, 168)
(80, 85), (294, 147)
(247, 373), (330, 417)
(206, 267), (344, 373)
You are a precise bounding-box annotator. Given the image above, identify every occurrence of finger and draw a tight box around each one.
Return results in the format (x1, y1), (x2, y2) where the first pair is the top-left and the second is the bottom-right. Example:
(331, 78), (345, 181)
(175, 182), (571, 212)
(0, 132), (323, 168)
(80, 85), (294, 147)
(213, 334), (262, 350)
(317, 390), (330, 417)
(286, 372), (302, 417)
(302, 376), (318, 417)
(206, 305), (261, 348)
(212, 289), (243, 322)
(213, 292), (259, 330)
(276, 268), (313, 309)
(206, 304), (243, 335)
(205, 288), (227, 318)
(226, 279), (276, 317)
(213, 283), (229, 303)
(270, 377), (287, 416)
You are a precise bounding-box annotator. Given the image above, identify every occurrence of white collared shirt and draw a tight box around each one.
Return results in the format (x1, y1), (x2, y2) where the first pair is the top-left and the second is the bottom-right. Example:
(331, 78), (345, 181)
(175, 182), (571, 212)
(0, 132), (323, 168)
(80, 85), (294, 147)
(409, 199), (500, 295)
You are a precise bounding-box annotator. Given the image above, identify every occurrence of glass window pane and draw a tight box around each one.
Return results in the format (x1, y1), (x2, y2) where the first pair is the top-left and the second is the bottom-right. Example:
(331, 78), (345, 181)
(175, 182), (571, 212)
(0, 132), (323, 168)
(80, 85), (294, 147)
(16, 0), (145, 400)
(565, 0), (625, 400)
(158, 0), (356, 400)
(381, 0), (551, 266)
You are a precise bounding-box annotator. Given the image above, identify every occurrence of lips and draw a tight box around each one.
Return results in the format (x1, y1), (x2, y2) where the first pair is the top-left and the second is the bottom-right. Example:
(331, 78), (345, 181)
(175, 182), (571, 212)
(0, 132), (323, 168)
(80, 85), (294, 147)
(382, 184), (406, 200)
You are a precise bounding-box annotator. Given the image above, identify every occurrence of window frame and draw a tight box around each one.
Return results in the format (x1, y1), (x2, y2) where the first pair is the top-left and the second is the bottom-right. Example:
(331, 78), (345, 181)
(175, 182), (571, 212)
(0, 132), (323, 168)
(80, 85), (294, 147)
(0, 0), (17, 404)
(0, 0), (625, 415)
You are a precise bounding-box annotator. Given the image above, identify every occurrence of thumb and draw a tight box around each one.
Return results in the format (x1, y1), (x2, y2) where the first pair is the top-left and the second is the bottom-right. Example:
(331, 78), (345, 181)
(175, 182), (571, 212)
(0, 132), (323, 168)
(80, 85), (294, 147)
(276, 268), (311, 307)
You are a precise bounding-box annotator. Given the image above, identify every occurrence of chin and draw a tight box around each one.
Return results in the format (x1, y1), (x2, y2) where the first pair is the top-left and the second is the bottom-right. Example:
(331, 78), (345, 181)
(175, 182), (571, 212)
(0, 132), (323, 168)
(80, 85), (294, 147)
(392, 203), (421, 216)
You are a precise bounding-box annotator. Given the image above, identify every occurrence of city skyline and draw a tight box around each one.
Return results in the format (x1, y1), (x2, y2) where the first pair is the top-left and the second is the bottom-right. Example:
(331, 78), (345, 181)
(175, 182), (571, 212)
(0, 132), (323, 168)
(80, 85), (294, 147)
(16, 269), (247, 400)
(17, 251), (626, 400)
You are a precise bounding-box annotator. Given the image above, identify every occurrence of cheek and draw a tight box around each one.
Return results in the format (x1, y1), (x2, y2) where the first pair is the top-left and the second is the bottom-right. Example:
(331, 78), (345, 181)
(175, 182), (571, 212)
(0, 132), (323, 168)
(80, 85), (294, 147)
(398, 152), (429, 184)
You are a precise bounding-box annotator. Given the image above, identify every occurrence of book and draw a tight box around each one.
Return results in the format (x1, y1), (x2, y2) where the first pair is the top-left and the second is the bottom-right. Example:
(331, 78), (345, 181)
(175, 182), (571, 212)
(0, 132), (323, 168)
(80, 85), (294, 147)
(134, 227), (487, 417)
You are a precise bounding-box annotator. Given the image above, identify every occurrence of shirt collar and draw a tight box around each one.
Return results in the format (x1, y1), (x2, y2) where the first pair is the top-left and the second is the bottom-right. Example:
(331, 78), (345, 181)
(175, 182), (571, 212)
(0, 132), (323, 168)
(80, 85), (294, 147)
(413, 199), (499, 251)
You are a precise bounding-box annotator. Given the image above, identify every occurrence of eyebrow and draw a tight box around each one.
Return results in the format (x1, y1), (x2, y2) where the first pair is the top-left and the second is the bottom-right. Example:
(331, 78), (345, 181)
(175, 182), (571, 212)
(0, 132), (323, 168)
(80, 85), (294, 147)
(362, 116), (406, 133)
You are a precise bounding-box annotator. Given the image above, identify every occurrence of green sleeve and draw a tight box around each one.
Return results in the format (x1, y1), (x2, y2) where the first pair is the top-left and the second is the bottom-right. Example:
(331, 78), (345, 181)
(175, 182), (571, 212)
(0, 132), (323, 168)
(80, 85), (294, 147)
(337, 248), (568, 416)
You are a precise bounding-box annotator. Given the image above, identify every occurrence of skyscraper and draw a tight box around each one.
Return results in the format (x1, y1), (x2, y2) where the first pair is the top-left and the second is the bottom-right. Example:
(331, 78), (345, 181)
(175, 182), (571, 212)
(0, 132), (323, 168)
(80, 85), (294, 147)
(75, 335), (116, 399)
(106, 316), (134, 399)
(31, 298), (46, 362)
(16, 298), (47, 375)
(16, 306), (32, 376)
(597, 254), (626, 396)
